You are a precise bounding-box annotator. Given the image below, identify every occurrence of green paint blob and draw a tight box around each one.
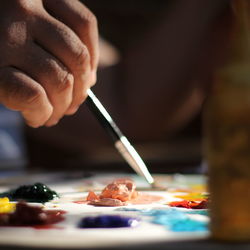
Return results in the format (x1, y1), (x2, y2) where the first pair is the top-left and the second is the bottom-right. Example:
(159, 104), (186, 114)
(0, 182), (59, 203)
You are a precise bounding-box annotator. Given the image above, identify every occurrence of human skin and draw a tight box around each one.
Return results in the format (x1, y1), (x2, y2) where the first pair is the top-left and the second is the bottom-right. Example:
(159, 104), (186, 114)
(0, 0), (99, 127)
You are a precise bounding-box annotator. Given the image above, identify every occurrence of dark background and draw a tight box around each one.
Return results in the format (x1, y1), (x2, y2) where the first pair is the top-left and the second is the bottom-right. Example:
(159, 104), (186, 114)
(24, 0), (229, 174)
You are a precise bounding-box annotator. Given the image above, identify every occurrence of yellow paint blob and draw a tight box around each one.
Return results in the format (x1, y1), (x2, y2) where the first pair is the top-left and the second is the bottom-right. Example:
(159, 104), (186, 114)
(174, 192), (208, 201)
(189, 184), (207, 192)
(0, 197), (16, 213)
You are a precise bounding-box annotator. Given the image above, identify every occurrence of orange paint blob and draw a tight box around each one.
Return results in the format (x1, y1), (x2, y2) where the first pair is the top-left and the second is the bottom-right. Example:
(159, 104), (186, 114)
(86, 191), (99, 201)
(85, 178), (163, 206)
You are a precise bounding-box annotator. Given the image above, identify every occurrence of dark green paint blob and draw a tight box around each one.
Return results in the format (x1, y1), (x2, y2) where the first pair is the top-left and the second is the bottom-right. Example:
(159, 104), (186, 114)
(0, 182), (59, 203)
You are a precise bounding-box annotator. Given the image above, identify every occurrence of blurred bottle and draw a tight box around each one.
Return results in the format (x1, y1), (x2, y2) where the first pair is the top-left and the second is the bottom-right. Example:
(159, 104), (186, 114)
(204, 0), (250, 241)
(0, 105), (27, 170)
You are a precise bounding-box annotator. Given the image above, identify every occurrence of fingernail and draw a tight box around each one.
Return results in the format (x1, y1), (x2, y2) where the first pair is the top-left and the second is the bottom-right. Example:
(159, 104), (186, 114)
(81, 67), (93, 83)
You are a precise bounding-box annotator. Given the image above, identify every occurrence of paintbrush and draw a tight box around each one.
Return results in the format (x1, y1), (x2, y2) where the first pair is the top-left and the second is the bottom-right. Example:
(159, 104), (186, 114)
(86, 89), (154, 185)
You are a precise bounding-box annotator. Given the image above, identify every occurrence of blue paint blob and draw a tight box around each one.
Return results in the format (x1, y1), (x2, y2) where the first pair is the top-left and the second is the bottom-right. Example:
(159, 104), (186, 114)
(170, 219), (207, 232)
(146, 209), (208, 232)
(78, 215), (139, 228)
(116, 207), (209, 233)
(186, 210), (208, 216)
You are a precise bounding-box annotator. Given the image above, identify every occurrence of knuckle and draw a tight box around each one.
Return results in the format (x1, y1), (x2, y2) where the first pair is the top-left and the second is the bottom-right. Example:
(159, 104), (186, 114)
(43, 58), (59, 75)
(84, 11), (97, 27)
(79, 48), (89, 65)
(58, 73), (74, 92)
(14, 0), (37, 16)
(0, 21), (28, 50)
(75, 7), (97, 29)
(73, 9), (98, 37)
(43, 58), (74, 89)
(76, 45), (89, 65)
(25, 86), (45, 105)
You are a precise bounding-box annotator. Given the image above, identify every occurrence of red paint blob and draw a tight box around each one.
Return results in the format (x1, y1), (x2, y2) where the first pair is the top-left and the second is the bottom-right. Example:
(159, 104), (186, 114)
(0, 202), (66, 227)
(169, 199), (208, 209)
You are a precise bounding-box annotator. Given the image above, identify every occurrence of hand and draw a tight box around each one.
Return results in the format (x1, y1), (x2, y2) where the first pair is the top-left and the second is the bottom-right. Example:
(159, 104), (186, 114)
(0, 0), (98, 127)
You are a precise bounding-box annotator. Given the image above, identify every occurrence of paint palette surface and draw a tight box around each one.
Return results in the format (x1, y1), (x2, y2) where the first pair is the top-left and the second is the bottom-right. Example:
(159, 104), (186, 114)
(0, 173), (209, 248)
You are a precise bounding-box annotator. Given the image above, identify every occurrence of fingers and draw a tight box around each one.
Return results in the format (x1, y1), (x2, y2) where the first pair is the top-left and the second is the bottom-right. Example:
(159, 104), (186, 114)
(0, 67), (52, 128)
(0, 0), (98, 128)
(43, 0), (99, 81)
(16, 42), (74, 126)
(33, 13), (93, 114)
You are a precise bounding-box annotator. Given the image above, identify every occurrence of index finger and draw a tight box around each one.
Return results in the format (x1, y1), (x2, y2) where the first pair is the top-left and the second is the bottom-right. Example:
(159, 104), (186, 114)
(0, 67), (53, 128)
(43, 0), (99, 83)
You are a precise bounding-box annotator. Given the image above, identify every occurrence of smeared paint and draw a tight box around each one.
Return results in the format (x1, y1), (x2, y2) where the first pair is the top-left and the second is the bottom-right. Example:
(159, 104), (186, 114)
(169, 199), (208, 209)
(73, 200), (88, 204)
(0, 197), (15, 213)
(89, 198), (125, 207)
(165, 174), (207, 193)
(78, 215), (139, 228)
(0, 202), (65, 227)
(0, 183), (59, 203)
(129, 193), (163, 205)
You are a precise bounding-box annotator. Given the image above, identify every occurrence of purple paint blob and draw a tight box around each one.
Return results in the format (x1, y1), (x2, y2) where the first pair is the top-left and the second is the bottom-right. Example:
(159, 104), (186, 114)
(78, 215), (139, 228)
